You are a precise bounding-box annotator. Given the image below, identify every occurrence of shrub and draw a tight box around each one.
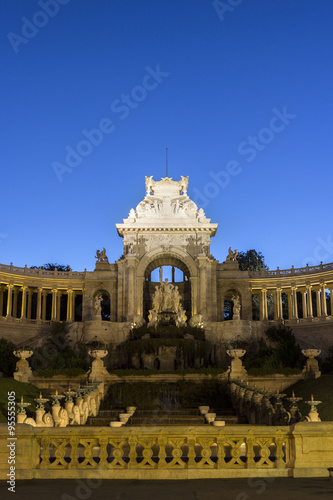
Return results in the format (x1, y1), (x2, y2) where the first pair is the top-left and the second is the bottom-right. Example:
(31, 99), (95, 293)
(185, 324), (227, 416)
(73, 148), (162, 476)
(0, 338), (17, 377)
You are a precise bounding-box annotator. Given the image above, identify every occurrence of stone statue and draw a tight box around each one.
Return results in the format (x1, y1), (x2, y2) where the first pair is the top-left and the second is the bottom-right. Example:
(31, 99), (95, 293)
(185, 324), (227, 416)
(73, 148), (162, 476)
(171, 286), (181, 312)
(148, 279), (187, 327)
(152, 285), (163, 312)
(95, 248), (109, 263)
(162, 279), (174, 310)
(94, 294), (103, 318)
(180, 175), (189, 195)
(226, 247), (238, 262)
(176, 308), (187, 327)
(145, 175), (154, 195)
(231, 294), (241, 320)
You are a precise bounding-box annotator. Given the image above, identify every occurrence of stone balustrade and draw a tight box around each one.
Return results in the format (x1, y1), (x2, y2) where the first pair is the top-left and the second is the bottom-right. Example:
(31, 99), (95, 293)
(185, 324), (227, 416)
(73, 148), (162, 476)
(229, 381), (311, 426)
(0, 424), (292, 479)
(2, 422), (333, 479)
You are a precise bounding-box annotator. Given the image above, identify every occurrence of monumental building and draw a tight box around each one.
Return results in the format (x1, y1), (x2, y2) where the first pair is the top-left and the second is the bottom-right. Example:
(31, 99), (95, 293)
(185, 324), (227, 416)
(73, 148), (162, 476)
(0, 176), (332, 353)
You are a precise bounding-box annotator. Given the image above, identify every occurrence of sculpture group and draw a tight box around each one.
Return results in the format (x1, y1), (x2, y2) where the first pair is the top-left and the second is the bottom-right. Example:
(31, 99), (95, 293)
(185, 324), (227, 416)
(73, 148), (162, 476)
(148, 279), (187, 327)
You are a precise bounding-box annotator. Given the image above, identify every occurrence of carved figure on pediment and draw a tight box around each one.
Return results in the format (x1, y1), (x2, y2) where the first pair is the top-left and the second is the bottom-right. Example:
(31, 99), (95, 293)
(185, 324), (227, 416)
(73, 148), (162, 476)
(180, 175), (189, 195)
(128, 208), (136, 221)
(226, 247), (238, 262)
(145, 175), (154, 195)
(95, 248), (109, 263)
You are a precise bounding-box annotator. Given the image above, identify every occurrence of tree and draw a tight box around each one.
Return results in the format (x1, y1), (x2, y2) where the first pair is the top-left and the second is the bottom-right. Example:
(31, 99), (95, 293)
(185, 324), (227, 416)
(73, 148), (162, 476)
(237, 250), (269, 319)
(237, 250), (269, 272)
(30, 263), (71, 271)
(0, 338), (17, 377)
(265, 324), (305, 369)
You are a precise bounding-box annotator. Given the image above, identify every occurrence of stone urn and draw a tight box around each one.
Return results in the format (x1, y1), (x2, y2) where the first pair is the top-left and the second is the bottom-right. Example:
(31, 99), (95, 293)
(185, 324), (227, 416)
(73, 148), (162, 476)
(302, 348), (321, 379)
(88, 349), (109, 382)
(13, 349), (33, 383)
(227, 349), (247, 380)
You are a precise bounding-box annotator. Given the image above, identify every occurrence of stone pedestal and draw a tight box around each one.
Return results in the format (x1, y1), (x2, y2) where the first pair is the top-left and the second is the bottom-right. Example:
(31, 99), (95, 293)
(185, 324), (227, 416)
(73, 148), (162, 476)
(88, 349), (109, 382)
(227, 348), (247, 380)
(302, 349), (321, 379)
(13, 349), (33, 383)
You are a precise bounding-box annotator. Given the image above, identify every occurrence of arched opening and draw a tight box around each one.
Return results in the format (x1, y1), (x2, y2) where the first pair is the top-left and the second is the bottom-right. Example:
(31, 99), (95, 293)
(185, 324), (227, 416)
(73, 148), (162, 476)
(223, 289), (242, 321)
(143, 257), (191, 322)
(95, 290), (111, 321)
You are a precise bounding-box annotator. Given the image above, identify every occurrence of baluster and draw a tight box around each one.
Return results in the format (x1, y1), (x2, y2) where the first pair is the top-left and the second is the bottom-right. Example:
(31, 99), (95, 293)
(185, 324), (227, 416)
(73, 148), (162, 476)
(246, 434), (255, 468)
(128, 436), (137, 468)
(69, 437), (79, 468)
(158, 437), (167, 468)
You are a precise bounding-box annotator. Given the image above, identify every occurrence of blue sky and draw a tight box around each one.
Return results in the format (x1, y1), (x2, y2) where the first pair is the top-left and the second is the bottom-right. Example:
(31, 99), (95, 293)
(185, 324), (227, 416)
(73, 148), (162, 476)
(1, 0), (333, 271)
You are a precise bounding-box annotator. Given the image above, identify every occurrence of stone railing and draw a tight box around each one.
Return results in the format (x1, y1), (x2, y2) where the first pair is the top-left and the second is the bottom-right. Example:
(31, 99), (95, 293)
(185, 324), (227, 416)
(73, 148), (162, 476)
(0, 424), (292, 479)
(1, 422), (333, 479)
(249, 261), (333, 278)
(0, 263), (86, 278)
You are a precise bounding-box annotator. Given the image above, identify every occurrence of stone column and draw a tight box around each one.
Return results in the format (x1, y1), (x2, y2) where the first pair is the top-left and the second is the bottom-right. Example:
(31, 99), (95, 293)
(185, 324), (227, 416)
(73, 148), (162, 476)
(6, 284), (13, 317)
(306, 285), (313, 318)
(27, 289), (32, 320)
(136, 277), (145, 317)
(0, 285), (4, 317)
(330, 288), (333, 317)
(291, 286), (298, 319)
(36, 287), (42, 322)
(320, 283), (327, 317)
(287, 290), (293, 320)
(198, 261), (207, 314)
(42, 290), (47, 320)
(13, 287), (18, 318)
(21, 286), (27, 319)
(274, 288), (283, 320)
(117, 260), (124, 321)
(302, 289), (307, 319)
(172, 266), (175, 283)
(316, 288), (321, 318)
(56, 290), (61, 321)
(260, 289), (268, 320)
(210, 261), (218, 321)
(126, 259), (137, 319)
(67, 289), (73, 321)
(51, 288), (57, 321)
(190, 276), (198, 316)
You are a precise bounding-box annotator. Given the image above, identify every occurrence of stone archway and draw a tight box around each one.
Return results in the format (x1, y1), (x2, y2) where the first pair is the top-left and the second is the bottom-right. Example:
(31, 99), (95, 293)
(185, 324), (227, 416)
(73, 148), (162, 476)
(142, 255), (192, 322)
(135, 247), (197, 321)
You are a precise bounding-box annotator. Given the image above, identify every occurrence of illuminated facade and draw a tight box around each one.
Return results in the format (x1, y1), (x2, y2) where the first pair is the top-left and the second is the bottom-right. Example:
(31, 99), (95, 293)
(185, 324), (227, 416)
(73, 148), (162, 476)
(0, 176), (332, 351)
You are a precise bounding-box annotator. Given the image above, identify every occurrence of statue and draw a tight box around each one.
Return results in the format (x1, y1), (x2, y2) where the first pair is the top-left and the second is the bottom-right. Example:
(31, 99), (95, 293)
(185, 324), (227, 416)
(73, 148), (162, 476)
(180, 175), (189, 195)
(226, 247), (238, 262)
(231, 294), (241, 320)
(95, 248), (109, 263)
(148, 279), (187, 327)
(94, 294), (103, 318)
(145, 175), (154, 195)
(152, 286), (163, 312)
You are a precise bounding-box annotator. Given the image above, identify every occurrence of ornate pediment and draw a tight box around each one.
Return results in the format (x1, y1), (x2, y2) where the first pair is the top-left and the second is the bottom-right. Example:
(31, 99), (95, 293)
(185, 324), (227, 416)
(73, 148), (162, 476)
(119, 176), (212, 225)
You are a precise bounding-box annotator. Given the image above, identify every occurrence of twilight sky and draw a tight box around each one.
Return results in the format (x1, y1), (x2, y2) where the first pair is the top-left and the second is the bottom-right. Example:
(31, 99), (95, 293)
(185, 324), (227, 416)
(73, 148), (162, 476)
(1, 0), (333, 271)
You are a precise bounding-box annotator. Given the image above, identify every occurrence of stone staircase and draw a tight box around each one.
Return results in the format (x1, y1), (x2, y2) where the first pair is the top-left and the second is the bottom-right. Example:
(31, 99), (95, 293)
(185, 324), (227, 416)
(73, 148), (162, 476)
(87, 407), (243, 426)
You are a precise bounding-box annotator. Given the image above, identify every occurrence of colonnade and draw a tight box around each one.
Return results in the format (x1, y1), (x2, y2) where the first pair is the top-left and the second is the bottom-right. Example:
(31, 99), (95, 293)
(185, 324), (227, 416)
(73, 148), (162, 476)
(254, 283), (333, 321)
(0, 284), (83, 322)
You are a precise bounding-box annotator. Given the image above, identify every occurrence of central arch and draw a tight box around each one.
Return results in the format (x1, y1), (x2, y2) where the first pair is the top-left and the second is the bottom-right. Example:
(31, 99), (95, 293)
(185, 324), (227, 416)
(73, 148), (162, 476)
(136, 247), (197, 321)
